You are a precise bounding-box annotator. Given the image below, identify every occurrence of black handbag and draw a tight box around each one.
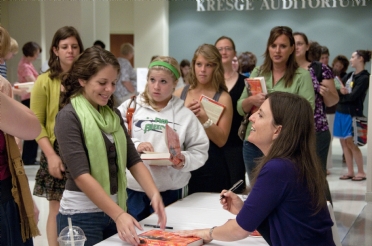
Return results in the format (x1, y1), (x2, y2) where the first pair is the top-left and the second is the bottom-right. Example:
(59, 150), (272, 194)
(238, 113), (250, 141)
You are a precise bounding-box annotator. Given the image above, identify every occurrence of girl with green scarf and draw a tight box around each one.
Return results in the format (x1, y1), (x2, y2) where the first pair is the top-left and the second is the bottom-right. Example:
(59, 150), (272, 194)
(54, 46), (166, 246)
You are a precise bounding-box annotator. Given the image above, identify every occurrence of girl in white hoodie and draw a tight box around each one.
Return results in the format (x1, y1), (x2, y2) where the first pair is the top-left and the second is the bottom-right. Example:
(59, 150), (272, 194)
(118, 56), (209, 221)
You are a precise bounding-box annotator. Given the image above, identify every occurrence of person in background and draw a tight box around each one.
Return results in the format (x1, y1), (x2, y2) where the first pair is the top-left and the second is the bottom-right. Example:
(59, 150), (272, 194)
(328, 55), (350, 167)
(336, 50), (371, 181)
(177, 59), (190, 88)
(93, 40), (106, 49)
(320, 46), (330, 67)
(238, 51), (257, 78)
(113, 43), (137, 107)
(0, 37), (18, 79)
(215, 36), (246, 193)
(174, 44), (233, 194)
(293, 32), (339, 204)
(0, 25), (41, 246)
(180, 92), (335, 245)
(237, 26), (314, 182)
(232, 55), (239, 72)
(55, 46), (166, 246)
(17, 41), (42, 166)
(31, 26), (83, 246)
(118, 56), (208, 221)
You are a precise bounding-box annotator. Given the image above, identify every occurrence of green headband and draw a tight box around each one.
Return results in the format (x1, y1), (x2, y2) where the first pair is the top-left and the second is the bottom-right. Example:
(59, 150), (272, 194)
(149, 61), (180, 79)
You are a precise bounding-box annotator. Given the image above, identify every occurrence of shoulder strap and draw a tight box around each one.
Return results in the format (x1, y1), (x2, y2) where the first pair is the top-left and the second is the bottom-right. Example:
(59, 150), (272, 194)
(312, 61), (323, 82)
(126, 95), (136, 136)
(180, 85), (190, 100)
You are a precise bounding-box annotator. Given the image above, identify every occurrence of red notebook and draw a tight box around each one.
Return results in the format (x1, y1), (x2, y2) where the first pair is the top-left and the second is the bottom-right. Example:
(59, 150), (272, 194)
(139, 230), (203, 246)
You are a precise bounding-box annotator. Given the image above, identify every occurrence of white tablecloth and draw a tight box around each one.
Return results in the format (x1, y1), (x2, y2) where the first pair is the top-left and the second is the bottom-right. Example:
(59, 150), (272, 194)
(94, 192), (268, 245)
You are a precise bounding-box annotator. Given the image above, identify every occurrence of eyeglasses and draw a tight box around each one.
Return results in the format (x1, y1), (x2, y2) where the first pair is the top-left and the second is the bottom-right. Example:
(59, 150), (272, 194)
(217, 46), (233, 52)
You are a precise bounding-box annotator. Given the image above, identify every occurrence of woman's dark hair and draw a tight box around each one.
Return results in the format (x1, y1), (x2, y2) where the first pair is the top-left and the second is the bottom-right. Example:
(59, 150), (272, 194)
(321, 46), (330, 56)
(356, 50), (372, 64)
(48, 26), (84, 80)
(238, 51), (257, 73)
(261, 26), (298, 88)
(60, 46), (120, 110)
(22, 41), (42, 57)
(251, 92), (327, 214)
(180, 59), (190, 78)
(214, 36), (236, 53)
(293, 32), (310, 62)
(308, 41), (322, 62)
(332, 55), (349, 75)
(93, 40), (105, 49)
(189, 44), (227, 93)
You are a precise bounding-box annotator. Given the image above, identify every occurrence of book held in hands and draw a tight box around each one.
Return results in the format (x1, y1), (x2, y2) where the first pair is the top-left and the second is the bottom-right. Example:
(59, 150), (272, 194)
(13, 82), (34, 93)
(244, 77), (267, 113)
(199, 94), (226, 125)
(139, 229), (203, 246)
(140, 125), (181, 166)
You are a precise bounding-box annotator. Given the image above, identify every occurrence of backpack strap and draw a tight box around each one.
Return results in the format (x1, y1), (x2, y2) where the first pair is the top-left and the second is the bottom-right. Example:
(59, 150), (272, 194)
(126, 95), (136, 136)
(312, 61), (323, 82)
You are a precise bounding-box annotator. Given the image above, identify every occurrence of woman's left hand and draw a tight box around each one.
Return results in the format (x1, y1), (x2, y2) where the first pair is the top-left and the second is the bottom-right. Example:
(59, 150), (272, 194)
(150, 193), (167, 229)
(170, 153), (185, 169)
(177, 229), (212, 244)
(319, 84), (330, 96)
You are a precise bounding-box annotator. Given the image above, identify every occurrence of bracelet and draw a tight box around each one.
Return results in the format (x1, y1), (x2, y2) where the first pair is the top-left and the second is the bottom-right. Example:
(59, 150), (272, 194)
(209, 226), (217, 240)
(114, 211), (125, 222)
(203, 118), (213, 129)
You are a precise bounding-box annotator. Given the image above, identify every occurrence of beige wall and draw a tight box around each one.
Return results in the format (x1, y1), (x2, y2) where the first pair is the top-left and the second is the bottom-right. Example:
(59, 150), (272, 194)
(110, 1), (134, 34)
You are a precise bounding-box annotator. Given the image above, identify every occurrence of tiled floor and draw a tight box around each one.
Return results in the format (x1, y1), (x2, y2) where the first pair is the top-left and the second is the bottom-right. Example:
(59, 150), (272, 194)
(25, 138), (371, 245)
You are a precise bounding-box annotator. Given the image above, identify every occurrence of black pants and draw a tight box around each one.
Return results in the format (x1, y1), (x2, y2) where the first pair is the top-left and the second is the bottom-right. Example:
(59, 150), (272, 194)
(316, 130), (333, 205)
(21, 99), (39, 164)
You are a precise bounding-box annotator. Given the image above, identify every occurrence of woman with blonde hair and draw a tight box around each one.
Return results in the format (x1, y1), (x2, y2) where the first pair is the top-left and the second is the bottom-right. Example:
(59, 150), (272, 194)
(174, 44), (233, 194)
(118, 56), (208, 221)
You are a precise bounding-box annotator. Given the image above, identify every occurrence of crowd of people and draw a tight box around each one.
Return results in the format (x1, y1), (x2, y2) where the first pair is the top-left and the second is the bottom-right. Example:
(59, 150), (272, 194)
(1, 23), (371, 246)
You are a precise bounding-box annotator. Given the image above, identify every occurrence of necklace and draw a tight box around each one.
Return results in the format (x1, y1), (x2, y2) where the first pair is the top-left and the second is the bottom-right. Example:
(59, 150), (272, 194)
(225, 71), (236, 81)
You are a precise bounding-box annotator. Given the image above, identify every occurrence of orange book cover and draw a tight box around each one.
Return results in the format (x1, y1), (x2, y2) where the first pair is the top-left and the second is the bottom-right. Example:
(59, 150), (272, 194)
(244, 77), (266, 113)
(139, 230), (203, 246)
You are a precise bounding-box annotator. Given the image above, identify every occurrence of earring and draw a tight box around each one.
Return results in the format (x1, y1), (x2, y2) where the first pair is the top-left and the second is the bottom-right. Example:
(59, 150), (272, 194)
(56, 56), (59, 61)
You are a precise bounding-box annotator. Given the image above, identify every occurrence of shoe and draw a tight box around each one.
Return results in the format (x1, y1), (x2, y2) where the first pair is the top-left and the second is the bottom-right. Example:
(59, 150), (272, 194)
(351, 177), (366, 181)
(339, 175), (354, 180)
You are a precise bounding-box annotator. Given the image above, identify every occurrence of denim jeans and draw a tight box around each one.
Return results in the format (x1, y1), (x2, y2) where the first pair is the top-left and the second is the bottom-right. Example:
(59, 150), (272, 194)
(242, 140), (263, 182)
(127, 187), (185, 221)
(57, 212), (117, 246)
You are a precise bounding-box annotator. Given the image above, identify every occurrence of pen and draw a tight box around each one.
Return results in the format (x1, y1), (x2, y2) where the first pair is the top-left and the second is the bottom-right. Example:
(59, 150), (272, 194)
(144, 224), (174, 230)
(220, 179), (244, 200)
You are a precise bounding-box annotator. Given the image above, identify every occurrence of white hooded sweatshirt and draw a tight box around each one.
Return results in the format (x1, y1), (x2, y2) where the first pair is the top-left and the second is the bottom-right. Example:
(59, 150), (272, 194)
(118, 95), (209, 192)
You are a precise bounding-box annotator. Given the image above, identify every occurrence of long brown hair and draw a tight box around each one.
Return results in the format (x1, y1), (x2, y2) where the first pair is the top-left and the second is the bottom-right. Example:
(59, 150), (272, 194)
(60, 46), (120, 110)
(251, 92), (327, 213)
(188, 44), (227, 92)
(0, 26), (11, 58)
(261, 26), (298, 87)
(48, 26), (84, 80)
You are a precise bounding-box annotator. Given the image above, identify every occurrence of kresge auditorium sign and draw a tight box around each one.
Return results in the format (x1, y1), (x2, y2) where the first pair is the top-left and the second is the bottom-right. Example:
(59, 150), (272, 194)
(196, 0), (369, 11)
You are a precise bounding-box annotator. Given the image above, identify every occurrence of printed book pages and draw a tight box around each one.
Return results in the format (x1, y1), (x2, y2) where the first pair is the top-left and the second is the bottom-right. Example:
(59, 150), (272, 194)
(13, 82), (34, 93)
(139, 230), (203, 246)
(244, 77), (267, 113)
(140, 125), (181, 166)
(199, 94), (226, 125)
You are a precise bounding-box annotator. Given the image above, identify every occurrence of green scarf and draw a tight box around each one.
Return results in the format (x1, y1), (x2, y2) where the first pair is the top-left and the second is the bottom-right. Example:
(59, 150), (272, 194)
(71, 94), (127, 211)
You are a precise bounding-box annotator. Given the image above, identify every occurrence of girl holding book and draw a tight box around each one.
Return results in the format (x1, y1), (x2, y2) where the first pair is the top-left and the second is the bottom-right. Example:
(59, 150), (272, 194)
(237, 26), (314, 181)
(180, 92), (335, 245)
(54, 46), (166, 246)
(118, 56), (209, 221)
(31, 26), (84, 246)
(174, 44), (233, 194)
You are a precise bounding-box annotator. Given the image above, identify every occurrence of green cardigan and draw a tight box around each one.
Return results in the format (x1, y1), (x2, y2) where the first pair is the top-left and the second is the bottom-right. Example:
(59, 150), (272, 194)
(237, 66), (315, 139)
(30, 72), (61, 145)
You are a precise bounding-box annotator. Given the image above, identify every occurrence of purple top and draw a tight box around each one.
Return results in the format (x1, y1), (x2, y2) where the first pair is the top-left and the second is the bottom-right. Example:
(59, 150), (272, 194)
(236, 158), (335, 245)
(309, 63), (333, 132)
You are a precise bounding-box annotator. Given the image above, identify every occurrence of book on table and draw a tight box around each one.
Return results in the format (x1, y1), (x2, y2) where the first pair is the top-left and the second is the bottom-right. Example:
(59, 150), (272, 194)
(199, 94), (226, 125)
(244, 77), (267, 113)
(13, 82), (34, 93)
(139, 229), (203, 246)
(140, 125), (181, 166)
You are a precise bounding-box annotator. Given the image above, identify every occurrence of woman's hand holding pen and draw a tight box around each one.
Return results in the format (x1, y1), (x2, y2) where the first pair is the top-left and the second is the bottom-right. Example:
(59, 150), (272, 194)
(220, 190), (244, 215)
(150, 193), (167, 230)
(115, 212), (142, 245)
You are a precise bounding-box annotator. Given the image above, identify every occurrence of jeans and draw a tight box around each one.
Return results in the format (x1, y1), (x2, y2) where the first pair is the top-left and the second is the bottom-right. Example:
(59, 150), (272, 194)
(57, 212), (117, 246)
(127, 187), (185, 221)
(242, 140), (263, 182)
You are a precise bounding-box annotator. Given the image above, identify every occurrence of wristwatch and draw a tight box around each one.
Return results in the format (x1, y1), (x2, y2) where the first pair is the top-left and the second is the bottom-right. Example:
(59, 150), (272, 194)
(203, 118), (213, 129)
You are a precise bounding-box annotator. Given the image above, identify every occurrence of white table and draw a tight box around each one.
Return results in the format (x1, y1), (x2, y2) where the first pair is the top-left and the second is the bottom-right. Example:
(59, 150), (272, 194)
(95, 193), (268, 245)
